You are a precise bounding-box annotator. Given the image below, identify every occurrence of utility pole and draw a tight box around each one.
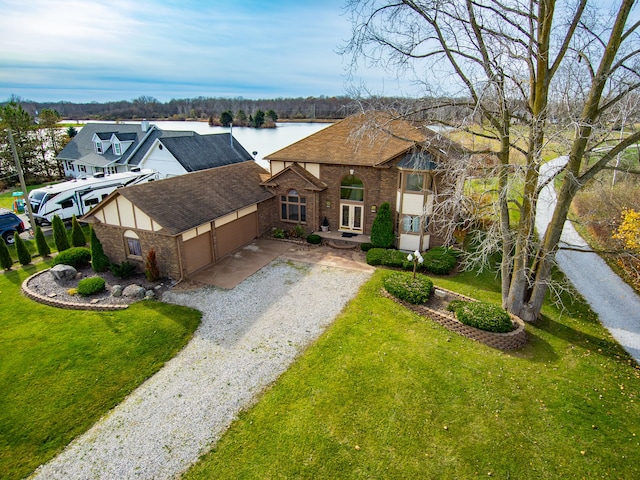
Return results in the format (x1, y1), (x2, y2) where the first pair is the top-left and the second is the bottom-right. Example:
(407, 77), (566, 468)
(7, 127), (36, 236)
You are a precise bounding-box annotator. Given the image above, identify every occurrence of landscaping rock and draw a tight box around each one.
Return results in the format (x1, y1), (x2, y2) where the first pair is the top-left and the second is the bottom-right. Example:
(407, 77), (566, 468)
(122, 284), (145, 299)
(111, 285), (123, 297)
(145, 290), (156, 299)
(50, 264), (78, 282)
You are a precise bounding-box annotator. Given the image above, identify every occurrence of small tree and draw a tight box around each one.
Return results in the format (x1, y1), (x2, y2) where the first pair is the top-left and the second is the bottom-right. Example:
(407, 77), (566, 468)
(71, 215), (86, 247)
(14, 232), (31, 265)
(252, 110), (265, 128)
(90, 226), (110, 273)
(371, 202), (394, 248)
(66, 126), (77, 138)
(145, 248), (160, 282)
(35, 226), (51, 257)
(52, 215), (70, 252)
(266, 109), (278, 122)
(0, 237), (13, 270)
(220, 110), (233, 127)
(613, 209), (640, 252)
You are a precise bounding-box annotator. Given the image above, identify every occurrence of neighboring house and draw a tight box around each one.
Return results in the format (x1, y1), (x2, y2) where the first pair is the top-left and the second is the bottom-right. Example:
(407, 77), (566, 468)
(58, 121), (253, 178)
(263, 113), (468, 251)
(82, 161), (275, 281)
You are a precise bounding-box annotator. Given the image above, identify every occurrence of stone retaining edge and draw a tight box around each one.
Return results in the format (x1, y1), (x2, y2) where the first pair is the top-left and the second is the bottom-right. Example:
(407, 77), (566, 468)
(22, 269), (129, 311)
(383, 286), (528, 350)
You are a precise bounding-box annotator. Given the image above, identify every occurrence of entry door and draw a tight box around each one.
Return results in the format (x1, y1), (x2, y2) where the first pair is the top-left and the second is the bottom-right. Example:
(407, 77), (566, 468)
(340, 203), (363, 232)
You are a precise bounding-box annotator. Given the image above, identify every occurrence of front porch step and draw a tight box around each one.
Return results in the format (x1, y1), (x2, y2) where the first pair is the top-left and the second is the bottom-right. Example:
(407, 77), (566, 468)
(327, 240), (358, 250)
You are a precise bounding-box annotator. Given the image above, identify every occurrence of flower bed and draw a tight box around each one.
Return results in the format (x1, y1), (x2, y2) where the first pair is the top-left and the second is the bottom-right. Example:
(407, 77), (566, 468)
(383, 286), (527, 350)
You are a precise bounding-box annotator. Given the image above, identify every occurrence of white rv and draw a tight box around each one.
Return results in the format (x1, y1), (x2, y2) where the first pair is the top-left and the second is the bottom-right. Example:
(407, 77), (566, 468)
(28, 169), (158, 225)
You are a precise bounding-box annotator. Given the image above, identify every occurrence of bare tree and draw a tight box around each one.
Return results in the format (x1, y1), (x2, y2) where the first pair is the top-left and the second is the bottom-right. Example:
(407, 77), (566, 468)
(343, 0), (640, 321)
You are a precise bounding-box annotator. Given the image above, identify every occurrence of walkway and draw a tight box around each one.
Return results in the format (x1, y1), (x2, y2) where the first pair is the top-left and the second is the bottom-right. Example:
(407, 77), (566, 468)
(536, 157), (640, 363)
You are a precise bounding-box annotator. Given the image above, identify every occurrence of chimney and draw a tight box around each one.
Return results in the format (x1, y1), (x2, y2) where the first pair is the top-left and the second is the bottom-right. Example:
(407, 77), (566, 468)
(141, 119), (149, 132)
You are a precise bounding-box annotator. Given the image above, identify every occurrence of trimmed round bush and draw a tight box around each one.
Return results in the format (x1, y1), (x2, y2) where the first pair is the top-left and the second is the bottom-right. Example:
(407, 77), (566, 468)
(77, 276), (106, 297)
(450, 300), (513, 333)
(381, 249), (406, 268)
(360, 242), (373, 252)
(307, 234), (322, 244)
(383, 272), (433, 304)
(366, 248), (386, 266)
(53, 247), (91, 268)
(423, 247), (458, 275)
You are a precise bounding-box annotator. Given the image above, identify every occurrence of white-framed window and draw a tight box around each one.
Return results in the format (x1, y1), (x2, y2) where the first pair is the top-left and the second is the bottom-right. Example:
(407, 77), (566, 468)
(95, 141), (103, 154)
(340, 174), (364, 202)
(124, 230), (142, 258)
(114, 143), (121, 155)
(403, 172), (432, 192)
(280, 189), (306, 223)
(107, 166), (117, 174)
(402, 215), (429, 234)
(78, 165), (87, 173)
(66, 161), (75, 171)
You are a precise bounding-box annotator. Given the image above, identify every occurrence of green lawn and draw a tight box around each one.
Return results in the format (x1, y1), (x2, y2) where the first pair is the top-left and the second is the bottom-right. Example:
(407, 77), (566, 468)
(185, 268), (639, 479)
(0, 184), (48, 210)
(0, 262), (201, 479)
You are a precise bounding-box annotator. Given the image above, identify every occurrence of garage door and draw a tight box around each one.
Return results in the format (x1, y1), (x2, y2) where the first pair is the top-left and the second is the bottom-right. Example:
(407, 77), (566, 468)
(215, 212), (258, 258)
(184, 232), (214, 275)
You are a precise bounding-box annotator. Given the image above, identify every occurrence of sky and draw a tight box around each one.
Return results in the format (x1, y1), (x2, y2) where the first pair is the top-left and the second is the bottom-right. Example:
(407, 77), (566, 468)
(0, 0), (412, 103)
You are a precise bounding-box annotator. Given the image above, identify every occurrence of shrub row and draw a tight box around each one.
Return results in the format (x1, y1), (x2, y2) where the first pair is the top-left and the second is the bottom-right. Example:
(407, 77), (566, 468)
(447, 300), (514, 333)
(366, 246), (458, 275)
(383, 272), (434, 304)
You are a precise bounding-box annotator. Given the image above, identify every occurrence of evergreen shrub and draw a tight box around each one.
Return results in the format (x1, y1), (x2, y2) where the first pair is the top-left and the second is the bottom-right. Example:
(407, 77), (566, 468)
(71, 215), (86, 247)
(360, 242), (373, 252)
(90, 227), (110, 273)
(366, 248), (385, 265)
(52, 215), (70, 252)
(14, 232), (31, 265)
(35, 226), (50, 257)
(306, 234), (322, 244)
(0, 237), (13, 269)
(77, 277), (106, 296)
(423, 247), (458, 275)
(383, 272), (433, 304)
(53, 247), (91, 268)
(449, 300), (513, 333)
(111, 260), (137, 279)
(370, 202), (394, 248)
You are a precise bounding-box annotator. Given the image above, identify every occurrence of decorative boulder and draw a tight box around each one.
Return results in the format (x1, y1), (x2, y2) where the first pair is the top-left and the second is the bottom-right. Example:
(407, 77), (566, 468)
(50, 264), (78, 282)
(145, 289), (156, 299)
(122, 284), (146, 299)
(111, 285), (123, 297)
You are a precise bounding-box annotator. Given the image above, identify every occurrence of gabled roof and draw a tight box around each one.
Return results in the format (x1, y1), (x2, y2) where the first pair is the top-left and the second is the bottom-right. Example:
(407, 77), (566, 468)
(57, 123), (193, 166)
(88, 161), (274, 236)
(264, 112), (467, 167)
(261, 163), (327, 191)
(158, 133), (253, 172)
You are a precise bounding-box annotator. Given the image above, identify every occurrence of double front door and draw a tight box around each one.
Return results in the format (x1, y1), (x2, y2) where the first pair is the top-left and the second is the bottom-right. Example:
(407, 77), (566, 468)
(340, 203), (363, 232)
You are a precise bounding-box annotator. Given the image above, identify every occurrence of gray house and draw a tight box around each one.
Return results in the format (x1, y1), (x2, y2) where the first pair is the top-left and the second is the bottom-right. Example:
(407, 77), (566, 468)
(58, 121), (253, 178)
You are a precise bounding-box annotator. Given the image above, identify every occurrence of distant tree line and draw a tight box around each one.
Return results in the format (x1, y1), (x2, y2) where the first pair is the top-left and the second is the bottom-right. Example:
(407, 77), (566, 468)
(1, 95), (361, 122)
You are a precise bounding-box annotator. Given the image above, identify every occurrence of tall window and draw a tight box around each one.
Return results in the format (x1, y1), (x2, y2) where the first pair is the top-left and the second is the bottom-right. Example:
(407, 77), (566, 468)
(340, 175), (364, 202)
(281, 189), (306, 222)
(114, 143), (121, 155)
(95, 141), (103, 154)
(124, 230), (142, 258)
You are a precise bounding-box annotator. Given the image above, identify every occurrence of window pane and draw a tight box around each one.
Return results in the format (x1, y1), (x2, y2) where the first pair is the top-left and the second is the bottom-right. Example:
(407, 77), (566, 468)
(300, 205), (306, 222)
(281, 203), (287, 220)
(341, 205), (350, 227)
(353, 206), (362, 229)
(290, 205), (298, 221)
(127, 238), (142, 257)
(406, 173), (424, 191)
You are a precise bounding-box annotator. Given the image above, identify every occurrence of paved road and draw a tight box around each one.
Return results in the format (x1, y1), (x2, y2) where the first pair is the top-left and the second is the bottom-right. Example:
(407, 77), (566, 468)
(536, 157), (640, 363)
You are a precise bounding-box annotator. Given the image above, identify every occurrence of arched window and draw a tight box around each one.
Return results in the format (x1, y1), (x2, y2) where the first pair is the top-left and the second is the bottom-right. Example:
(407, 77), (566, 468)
(123, 230), (142, 258)
(280, 189), (306, 222)
(340, 175), (364, 202)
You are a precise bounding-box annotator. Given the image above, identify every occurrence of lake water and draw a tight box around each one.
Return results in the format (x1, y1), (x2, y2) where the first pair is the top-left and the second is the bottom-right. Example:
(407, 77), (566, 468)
(74, 120), (332, 169)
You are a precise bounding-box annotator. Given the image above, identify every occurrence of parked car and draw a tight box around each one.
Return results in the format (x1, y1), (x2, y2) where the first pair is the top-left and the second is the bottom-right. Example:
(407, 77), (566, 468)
(0, 208), (26, 245)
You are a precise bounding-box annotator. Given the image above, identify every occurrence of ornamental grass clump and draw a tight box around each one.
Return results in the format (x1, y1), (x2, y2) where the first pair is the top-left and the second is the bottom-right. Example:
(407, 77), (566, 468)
(77, 277), (106, 297)
(448, 300), (513, 333)
(383, 272), (433, 304)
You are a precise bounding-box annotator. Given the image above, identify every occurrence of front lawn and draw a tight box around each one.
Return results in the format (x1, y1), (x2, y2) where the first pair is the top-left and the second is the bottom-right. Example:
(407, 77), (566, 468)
(0, 262), (201, 479)
(185, 268), (639, 479)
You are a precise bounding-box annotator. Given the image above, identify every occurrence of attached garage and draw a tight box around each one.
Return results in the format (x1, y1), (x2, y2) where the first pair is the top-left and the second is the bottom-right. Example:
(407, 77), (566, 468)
(215, 209), (258, 258)
(183, 231), (214, 275)
(82, 161), (275, 282)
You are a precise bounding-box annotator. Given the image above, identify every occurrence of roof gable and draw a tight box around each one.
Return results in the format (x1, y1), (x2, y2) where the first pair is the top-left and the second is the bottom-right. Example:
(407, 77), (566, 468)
(262, 163), (327, 191)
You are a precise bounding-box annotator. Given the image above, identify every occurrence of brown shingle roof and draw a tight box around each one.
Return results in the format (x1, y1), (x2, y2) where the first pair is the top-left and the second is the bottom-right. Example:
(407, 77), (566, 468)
(264, 113), (464, 167)
(100, 162), (273, 235)
(261, 163), (327, 191)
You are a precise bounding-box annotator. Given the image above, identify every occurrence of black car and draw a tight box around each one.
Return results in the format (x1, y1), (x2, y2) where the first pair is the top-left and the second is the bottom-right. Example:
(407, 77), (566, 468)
(0, 208), (26, 245)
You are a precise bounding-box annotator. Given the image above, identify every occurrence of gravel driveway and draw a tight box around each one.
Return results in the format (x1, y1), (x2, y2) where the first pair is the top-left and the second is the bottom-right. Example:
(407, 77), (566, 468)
(537, 157), (640, 363)
(31, 260), (371, 479)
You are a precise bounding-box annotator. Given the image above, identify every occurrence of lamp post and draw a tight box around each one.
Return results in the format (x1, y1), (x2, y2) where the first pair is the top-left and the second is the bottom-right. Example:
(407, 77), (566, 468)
(407, 250), (423, 279)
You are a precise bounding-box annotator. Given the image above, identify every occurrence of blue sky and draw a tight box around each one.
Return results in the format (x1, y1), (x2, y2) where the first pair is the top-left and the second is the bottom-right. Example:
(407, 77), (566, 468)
(0, 0), (411, 103)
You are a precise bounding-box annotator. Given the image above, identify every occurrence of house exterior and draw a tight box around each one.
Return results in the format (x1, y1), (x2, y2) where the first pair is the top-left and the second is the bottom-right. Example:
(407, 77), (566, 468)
(58, 121), (253, 178)
(263, 113), (468, 251)
(82, 161), (275, 281)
